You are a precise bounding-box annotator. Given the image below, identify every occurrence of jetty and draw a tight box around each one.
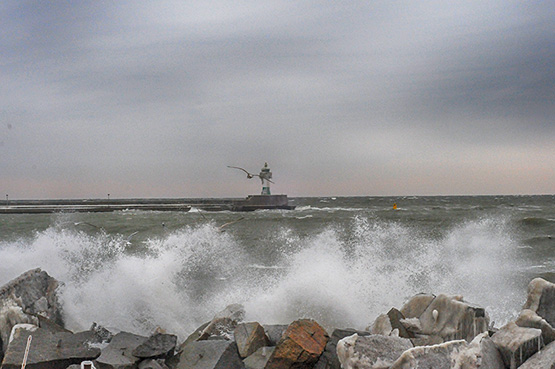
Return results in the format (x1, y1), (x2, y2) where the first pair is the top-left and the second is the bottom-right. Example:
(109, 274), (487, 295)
(0, 195), (295, 214)
(0, 163), (295, 214)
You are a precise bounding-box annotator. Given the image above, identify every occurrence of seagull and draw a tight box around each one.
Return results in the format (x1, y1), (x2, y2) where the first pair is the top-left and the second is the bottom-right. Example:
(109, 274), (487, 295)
(227, 166), (274, 183)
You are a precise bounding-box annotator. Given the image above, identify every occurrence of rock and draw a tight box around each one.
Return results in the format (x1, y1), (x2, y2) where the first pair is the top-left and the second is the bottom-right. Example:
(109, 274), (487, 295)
(400, 293), (435, 319)
(418, 294), (489, 342)
(314, 328), (371, 369)
(176, 340), (244, 369)
(387, 308), (414, 339)
(265, 319), (329, 369)
(138, 359), (170, 369)
(198, 304), (245, 340)
(132, 333), (177, 359)
(450, 333), (505, 369)
(262, 325), (288, 346)
(337, 333), (413, 369)
(518, 340), (555, 369)
(368, 314), (392, 336)
(180, 321), (210, 350)
(523, 278), (555, 327)
(491, 321), (543, 369)
(390, 339), (468, 369)
(234, 322), (270, 359)
(94, 331), (149, 369)
(1, 325), (101, 369)
(409, 333), (443, 347)
(0, 269), (63, 353)
(243, 347), (275, 369)
(516, 309), (555, 344)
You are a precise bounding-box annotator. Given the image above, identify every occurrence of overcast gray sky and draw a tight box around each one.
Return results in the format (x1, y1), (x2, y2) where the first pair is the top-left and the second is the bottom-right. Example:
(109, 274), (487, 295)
(1, 1), (553, 198)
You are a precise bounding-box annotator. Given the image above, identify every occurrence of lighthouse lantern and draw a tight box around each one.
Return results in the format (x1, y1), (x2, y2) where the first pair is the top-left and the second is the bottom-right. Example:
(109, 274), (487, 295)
(259, 162), (272, 195)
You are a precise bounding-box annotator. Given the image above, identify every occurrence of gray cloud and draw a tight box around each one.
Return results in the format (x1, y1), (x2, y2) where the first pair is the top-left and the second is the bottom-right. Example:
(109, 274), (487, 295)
(1, 0), (553, 197)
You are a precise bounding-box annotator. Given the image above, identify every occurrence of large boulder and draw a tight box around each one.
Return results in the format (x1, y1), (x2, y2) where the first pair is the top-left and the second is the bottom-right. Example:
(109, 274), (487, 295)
(400, 294), (436, 319)
(265, 319), (329, 369)
(337, 334), (413, 369)
(243, 347), (275, 369)
(418, 294), (489, 342)
(94, 331), (149, 369)
(491, 321), (543, 369)
(198, 304), (245, 341)
(522, 278), (555, 326)
(390, 339), (467, 369)
(1, 324), (101, 369)
(234, 322), (270, 359)
(518, 340), (555, 369)
(176, 340), (244, 369)
(517, 278), (555, 345)
(132, 333), (177, 359)
(315, 328), (371, 369)
(0, 269), (63, 352)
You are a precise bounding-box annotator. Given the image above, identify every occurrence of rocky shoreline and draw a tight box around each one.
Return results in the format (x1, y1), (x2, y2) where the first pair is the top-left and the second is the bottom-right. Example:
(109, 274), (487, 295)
(0, 269), (553, 369)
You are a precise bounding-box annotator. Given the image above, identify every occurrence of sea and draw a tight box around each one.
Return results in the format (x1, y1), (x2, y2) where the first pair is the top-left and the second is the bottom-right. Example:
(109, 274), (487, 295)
(0, 195), (553, 340)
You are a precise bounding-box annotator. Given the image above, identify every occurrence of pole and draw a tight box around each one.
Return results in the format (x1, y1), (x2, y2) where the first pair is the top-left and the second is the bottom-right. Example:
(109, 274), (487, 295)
(21, 335), (32, 369)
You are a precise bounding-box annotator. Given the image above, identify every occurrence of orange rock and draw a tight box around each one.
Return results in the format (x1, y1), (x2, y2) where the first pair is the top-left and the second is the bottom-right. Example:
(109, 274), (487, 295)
(266, 319), (329, 369)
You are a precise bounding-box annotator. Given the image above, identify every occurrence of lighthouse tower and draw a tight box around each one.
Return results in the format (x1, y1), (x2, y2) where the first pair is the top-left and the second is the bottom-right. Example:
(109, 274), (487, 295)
(259, 162), (272, 195)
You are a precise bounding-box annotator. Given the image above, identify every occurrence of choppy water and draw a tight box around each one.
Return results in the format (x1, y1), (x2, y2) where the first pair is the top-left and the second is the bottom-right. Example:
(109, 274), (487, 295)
(0, 195), (553, 339)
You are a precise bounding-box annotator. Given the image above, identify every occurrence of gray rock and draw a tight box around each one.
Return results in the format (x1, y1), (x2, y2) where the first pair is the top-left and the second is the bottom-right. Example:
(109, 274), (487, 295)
(0, 269), (63, 352)
(518, 340), (555, 369)
(387, 308), (415, 339)
(95, 331), (149, 369)
(390, 339), (468, 369)
(491, 321), (543, 369)
(132, 333), (177, 359)
(138, 358), (170, 369)
(243, 347), (274, 369)
(176, 340), (244, 369)
(1, 325), (100, 369)
(315, 329), (371, 369)
(516, 309), (555, 344)
(262, 325), (288, 346)
(337, 334), (413, 369)
(234, 322), (270, 359)
(198, 304), (245, 341)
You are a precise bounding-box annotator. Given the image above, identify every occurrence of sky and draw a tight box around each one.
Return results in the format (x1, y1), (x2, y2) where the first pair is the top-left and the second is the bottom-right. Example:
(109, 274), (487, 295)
(1, 1), (554, 198)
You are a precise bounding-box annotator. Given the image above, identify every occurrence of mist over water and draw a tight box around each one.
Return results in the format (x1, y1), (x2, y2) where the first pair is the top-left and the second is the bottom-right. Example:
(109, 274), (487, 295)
(0, 196), (552, 340)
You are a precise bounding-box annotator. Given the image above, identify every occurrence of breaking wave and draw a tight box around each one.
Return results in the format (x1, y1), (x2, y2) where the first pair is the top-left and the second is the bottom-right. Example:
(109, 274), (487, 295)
(0, 214), (526, 339)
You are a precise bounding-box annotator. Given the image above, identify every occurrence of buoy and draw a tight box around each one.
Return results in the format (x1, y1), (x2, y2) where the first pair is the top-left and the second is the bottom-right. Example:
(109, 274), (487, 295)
(393, 203), (397, 210)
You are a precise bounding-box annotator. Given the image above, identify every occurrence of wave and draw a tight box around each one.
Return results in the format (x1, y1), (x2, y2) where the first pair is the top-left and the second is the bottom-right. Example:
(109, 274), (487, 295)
(0, 214), (527, 339)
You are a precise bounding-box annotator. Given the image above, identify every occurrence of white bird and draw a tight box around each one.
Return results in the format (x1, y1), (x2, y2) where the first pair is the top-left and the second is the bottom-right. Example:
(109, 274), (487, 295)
(227, 166), (274, 183)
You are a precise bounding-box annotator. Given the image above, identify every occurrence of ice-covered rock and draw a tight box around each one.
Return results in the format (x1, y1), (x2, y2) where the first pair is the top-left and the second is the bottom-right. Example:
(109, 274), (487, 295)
(517, 278), (555, 345)
(314, 328), (371, 369)
(337, 333), (413, 369)
(0, 268), (62, 353)
(390, 339), (467, 369)
(418, 294), (489, 342)
(400, 293), (436, 319)
(132, 333), (177, 359)
(491, 321), (543, 369)
(518, 340), (555, 369)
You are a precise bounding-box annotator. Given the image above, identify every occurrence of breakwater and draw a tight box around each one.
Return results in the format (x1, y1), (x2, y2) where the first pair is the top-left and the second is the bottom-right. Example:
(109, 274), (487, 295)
(0, 195), (295, 213)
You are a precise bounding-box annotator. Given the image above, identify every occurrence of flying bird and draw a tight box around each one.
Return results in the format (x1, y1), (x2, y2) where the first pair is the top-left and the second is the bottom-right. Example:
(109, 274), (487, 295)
(227, 166), (275, 183)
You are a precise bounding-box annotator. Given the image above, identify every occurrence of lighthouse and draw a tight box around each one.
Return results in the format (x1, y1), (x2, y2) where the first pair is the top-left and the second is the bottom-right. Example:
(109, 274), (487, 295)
(259, 162), (272, 195)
